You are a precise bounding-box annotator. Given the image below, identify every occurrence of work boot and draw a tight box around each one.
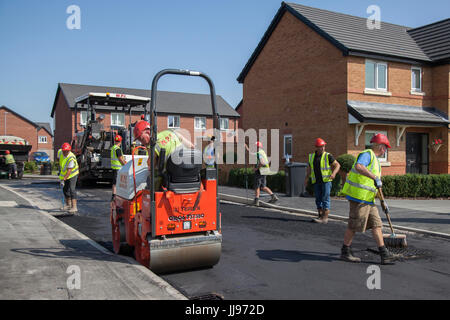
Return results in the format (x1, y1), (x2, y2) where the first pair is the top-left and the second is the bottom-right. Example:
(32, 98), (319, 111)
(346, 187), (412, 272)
(62, 197), (71, 211)
(313, 209), (329, 224)
(340, 245), (361, 263)
(69, 199), (78, 214)
(254, 198), (260, 207)
(379, 246), (397, 265)
(268, 194), (279, 203)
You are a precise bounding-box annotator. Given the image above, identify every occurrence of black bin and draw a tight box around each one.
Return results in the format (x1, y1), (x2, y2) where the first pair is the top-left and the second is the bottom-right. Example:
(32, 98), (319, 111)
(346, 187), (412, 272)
(285, 162), (307, 197)
(40, 162), (52, 175)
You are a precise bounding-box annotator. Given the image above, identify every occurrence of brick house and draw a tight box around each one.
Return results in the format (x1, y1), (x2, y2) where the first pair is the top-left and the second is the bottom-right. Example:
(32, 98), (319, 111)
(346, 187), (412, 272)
(0, 105), (54, 159)
(51, 83), (240, 160)
(237, 2), (450, 175)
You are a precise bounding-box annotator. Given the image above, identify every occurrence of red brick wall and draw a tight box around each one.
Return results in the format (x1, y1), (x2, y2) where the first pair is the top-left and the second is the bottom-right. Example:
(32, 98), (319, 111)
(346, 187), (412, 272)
(0, 108), (53, 160)
(241, 11), (348, 166)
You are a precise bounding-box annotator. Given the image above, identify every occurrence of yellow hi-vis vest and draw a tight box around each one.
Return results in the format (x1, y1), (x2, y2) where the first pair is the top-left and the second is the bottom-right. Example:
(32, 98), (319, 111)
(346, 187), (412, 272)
(110, 144), (122, 170)
(155, 130), (182, 163)
(5, 154), (15, 164)
(341, 149), (381, 203)
(60, 152), (79, 180)
(308, 152), (332, 184)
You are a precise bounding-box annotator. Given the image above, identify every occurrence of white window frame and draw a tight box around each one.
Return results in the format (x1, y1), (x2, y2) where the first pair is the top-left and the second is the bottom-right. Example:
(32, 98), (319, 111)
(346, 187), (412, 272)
(194, 116), (206, 130)
(411, 66), (422, 92)
(168, 115), (180, 129)
(111, 112), (125, 127)
(220, 117), (229, 131)
(80, 111), (88, 126)
(38, 136), (47, 144)
(365, 130), (388, 162)
(283, 134), (292, 159)
(365, 60), (388, 92)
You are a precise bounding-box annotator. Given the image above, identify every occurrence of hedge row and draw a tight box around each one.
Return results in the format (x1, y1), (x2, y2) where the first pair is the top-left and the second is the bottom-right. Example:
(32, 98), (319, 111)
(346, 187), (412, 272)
(381, 174), (450, 198)
(227, 168), (286, 193)
(227, 168), (450, 198)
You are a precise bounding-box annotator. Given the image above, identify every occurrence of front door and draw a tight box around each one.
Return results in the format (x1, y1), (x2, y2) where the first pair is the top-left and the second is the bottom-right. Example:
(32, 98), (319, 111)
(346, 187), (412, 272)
(406, 132), (428, 174)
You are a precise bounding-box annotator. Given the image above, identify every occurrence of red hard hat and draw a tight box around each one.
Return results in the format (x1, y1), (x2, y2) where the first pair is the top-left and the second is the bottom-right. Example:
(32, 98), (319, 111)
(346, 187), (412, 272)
(315, 138), (326, 147)
(114, 135), (122, 142)
(370, 133), (391, 148)
(62, 143), (71, 151)
(5, 150), (10, 154)
(255, 141), (263, 148)
(133, 120), (150, 139)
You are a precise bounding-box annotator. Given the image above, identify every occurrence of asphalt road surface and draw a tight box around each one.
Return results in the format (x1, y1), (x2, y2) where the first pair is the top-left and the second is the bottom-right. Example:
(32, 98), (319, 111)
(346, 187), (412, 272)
(3, 179), (450, 299)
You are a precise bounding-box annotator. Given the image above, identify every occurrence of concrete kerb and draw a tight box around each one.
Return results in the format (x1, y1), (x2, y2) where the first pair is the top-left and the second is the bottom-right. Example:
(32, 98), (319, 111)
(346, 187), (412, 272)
(219, 193), (450, 241)
(0, 183), (187, 300)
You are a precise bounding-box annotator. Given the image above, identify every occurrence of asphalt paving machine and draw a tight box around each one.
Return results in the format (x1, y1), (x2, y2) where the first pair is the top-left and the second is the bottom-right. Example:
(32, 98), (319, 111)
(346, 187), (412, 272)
(73, 92), (150, 184)
(111, 69), (222, 273)
(0, 136), (32, 179)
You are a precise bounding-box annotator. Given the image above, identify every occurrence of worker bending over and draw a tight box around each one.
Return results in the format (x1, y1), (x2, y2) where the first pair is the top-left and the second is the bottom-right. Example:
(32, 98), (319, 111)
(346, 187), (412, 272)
(133, 120), (194, 188)
(340, 133), (397, 265)
(111, 134), (127, 201)
(60, 143), (79, 213)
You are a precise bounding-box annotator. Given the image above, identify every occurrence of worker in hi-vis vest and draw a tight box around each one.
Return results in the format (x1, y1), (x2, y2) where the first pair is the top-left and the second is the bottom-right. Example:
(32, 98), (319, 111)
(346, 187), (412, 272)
(3, 150), (17, 179)
(245, 141), (279, 207)
(60, 143), (79, 213)
(340, 133), (397, 265)
(304, 138), (340, 224)
(133, 120), (194, 189)
(203, 135), (216, 168)
(111, 134), (127, 201)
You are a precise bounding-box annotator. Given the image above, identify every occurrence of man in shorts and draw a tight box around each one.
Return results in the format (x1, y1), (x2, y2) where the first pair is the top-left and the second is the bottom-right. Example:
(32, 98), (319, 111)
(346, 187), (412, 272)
(245, 141), (278, 206)
(340, 133), (397, 265)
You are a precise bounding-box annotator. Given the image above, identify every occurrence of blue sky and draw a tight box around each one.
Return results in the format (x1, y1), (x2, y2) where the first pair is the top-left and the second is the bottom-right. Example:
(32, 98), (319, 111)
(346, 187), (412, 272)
(1, 0), (449, 129)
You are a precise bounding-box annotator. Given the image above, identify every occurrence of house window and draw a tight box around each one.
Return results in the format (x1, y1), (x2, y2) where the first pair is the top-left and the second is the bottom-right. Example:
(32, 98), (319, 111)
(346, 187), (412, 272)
(38, 136), (47, 144)
(194, 117), (206, 130)
(80, 111), (88, 126)
(168, 115), (180, 128)
(365, 130), (388, 162)
(411, 67), (422, 92)
(284, 135), (292, 159)
(220, 118), (229, 130)
(111, 113), (125, 127)
(366, 60), (388, 91)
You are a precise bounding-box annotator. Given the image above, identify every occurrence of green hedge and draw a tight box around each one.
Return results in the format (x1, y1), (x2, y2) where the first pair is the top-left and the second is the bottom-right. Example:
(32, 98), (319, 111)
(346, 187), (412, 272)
(381, 174), (450, 198)
(227, 168), (286, 193)
(228, 167), (450, 198)
(24, 161), (38, 173)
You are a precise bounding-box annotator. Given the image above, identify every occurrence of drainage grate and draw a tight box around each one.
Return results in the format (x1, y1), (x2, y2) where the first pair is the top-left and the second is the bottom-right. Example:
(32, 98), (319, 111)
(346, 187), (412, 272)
(367, 247), (433, 260)
(190, 293), (225, 300)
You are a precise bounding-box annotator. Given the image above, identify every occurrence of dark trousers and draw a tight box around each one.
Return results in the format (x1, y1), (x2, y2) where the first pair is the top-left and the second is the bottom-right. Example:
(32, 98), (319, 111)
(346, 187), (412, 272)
(8, 163), (16, 179)
(63, 176), (77, 199)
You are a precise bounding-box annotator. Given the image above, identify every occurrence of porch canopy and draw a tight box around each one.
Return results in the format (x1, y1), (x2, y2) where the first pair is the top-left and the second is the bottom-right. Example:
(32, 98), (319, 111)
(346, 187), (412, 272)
(347, 100), (450, 146)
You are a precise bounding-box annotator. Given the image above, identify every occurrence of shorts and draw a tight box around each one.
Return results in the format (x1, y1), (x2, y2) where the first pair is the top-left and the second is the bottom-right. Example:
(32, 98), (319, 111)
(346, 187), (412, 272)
(112, 169), (119, 185)
(347, 200), (383, 233)
(255, 171), (267, 189)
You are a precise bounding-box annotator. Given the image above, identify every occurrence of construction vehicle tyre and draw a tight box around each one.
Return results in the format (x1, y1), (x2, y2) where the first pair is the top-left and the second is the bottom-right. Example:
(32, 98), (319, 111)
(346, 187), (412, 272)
(112, 219), (132, 255)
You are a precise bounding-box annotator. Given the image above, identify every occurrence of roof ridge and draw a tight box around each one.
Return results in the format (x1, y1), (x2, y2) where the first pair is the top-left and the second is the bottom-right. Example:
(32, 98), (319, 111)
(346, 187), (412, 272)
(285, 2), (412, 29)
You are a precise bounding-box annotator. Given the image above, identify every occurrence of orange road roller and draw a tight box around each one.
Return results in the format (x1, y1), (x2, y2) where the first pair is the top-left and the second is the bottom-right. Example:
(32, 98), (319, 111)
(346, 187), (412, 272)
(111, 69), (222, 273)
